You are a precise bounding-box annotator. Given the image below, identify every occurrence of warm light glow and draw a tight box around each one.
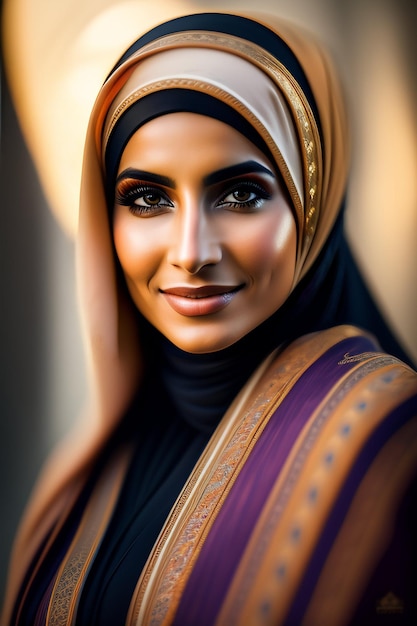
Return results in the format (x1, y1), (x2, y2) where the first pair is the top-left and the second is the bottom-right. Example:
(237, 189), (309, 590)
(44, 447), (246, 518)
(346, 4), (417, 360)
(2, 0), (195, 236)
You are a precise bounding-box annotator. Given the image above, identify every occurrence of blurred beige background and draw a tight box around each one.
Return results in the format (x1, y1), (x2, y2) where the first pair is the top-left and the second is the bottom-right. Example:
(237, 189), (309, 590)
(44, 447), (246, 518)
(1, 0), (416, 605)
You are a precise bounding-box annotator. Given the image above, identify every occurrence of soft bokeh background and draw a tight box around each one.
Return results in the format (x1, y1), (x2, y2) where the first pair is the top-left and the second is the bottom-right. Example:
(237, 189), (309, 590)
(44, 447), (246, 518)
(1, 0), (416, 606)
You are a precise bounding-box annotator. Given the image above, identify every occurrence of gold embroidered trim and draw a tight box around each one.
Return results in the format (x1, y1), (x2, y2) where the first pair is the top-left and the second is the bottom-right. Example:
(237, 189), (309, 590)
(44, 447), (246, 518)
(127, 327), (361, 625)
(217, 359), (415, 625)
(102, 30), (321, 262)
(127, 352), (278, 626)
(338, 352), (389, 365)
(45, 445), (133, 626)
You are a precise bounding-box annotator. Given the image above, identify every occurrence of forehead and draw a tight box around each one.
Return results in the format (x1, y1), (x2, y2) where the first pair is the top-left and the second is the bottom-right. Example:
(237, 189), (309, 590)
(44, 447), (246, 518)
(118, 112), (274, 174)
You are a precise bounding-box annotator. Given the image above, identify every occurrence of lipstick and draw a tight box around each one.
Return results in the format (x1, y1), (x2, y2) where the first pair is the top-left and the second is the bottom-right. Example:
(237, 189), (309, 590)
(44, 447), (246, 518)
(161, 285), (242, 316)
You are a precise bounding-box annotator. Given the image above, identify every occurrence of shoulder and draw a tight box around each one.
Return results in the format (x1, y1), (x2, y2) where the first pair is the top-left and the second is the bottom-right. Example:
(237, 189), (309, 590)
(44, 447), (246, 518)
(294, 324), (416, 410)
(280, 324), (416, 381)
(258, 323), (417, 444)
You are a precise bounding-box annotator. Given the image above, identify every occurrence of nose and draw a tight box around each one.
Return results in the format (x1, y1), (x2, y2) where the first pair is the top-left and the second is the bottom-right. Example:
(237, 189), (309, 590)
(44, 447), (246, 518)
(167, 204), (222, 274)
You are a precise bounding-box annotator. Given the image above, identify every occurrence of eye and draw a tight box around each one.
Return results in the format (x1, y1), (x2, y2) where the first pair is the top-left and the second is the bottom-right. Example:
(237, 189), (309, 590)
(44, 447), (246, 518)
(134, 191), (170, 208)
(115, 180), (173, 217)
(228, 189), (253, 203)
(217, 181), (272, 211)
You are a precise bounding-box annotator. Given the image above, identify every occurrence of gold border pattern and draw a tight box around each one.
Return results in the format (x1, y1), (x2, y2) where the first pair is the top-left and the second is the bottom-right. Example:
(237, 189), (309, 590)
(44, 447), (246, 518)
(127, 327), (366, 625)
(102, 31), (321, 265)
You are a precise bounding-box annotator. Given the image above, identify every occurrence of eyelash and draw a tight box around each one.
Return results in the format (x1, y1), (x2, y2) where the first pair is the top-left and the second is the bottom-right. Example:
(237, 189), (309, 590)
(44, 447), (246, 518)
(115, 181), (173, 216)
(217, 181), (272, 210)
(114, 179), (272, 216)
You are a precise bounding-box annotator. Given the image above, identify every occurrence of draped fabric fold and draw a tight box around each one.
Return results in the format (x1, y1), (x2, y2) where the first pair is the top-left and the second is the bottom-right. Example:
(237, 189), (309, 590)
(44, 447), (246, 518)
(10, 326), (417, 625)
(125, 326), (417, 626)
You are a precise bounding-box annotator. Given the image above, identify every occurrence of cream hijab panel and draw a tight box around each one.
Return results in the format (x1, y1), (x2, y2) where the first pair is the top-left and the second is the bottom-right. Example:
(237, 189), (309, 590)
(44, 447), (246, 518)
(103, 47), (304, 207)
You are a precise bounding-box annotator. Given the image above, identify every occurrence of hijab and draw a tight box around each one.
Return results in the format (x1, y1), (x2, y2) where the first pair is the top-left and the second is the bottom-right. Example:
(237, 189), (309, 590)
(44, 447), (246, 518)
(3, 11), (411, 623)
(77, 10), (349, 424)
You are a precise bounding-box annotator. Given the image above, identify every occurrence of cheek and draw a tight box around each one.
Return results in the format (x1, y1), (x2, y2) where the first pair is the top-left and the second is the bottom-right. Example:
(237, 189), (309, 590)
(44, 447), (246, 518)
(237, 209), (297, 282)
(113, 212), (160, 281)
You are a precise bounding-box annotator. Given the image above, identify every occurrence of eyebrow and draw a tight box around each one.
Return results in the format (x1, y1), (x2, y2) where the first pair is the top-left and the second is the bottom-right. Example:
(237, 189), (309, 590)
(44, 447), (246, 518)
(116, 168), (176, 188)
(203, 160), (275, 187)
(116, 160), (275, 190)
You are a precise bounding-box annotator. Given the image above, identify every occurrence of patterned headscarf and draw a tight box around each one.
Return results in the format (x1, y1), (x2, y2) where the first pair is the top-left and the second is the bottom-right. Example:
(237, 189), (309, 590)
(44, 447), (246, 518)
(75, 11), (349, 423)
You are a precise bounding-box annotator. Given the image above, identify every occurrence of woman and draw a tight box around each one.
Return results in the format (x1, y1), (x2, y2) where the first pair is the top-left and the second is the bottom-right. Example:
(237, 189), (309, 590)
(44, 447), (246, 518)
(3, 10), (417, 626)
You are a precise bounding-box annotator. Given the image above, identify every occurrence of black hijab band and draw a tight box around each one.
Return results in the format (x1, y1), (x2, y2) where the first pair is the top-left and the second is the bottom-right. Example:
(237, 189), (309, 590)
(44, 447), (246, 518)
(108, 13), (322, 141)
(105, 88), (275, 209)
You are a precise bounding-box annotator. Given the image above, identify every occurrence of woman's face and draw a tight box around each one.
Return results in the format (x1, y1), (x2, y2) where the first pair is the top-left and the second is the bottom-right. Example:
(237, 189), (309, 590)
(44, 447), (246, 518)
(113, 112), (297, 353)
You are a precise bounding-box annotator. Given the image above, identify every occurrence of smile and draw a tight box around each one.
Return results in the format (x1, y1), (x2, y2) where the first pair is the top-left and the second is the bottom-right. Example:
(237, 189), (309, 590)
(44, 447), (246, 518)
(161, 285), (243, 316)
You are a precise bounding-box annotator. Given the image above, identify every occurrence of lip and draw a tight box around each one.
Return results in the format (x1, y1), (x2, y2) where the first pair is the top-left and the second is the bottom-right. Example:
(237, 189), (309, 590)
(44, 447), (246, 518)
(161, 284), (243, 316)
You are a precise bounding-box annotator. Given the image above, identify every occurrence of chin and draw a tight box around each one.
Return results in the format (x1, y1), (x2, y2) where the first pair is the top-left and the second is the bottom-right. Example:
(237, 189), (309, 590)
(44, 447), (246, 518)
(166, 327), (246, 354)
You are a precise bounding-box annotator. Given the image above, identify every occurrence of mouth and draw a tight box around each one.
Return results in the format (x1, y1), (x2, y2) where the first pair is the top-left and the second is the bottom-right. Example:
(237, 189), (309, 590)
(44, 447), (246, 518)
(160, 284), (243, 316)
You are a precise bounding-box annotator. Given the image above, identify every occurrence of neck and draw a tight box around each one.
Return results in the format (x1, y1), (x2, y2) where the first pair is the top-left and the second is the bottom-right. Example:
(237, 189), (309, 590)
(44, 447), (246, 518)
(140, 313), (284, 434)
